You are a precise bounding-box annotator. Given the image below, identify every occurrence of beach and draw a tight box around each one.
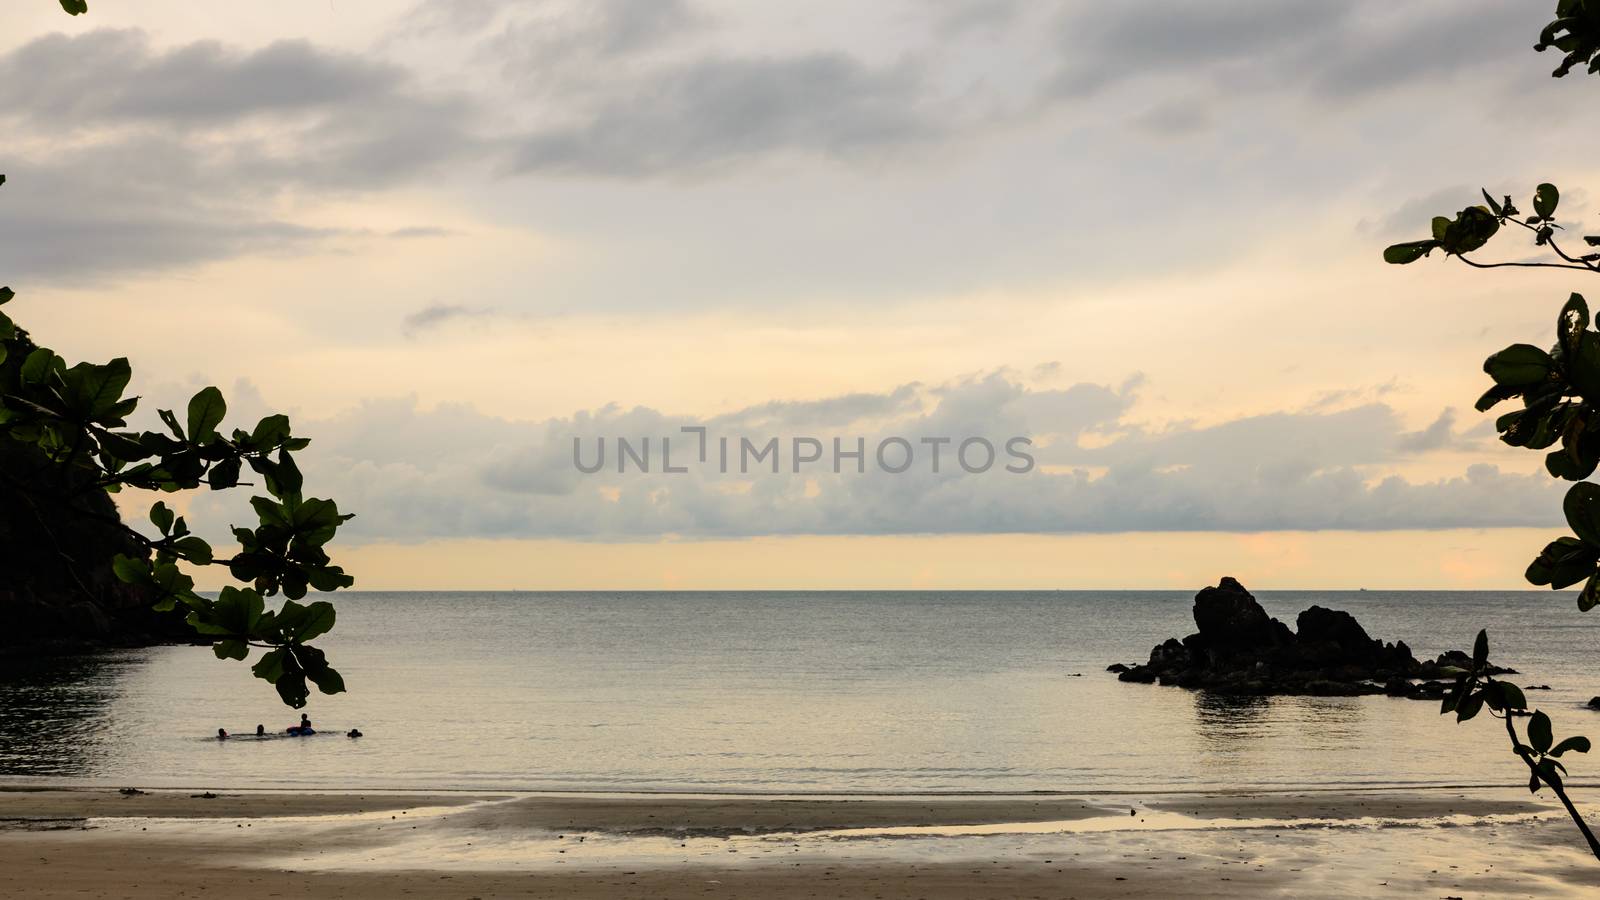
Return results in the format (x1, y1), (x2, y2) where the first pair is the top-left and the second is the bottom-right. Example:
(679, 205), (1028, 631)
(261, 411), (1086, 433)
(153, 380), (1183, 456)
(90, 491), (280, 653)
(9, 592), (1600, 897)
(5, 786), (1599, 899)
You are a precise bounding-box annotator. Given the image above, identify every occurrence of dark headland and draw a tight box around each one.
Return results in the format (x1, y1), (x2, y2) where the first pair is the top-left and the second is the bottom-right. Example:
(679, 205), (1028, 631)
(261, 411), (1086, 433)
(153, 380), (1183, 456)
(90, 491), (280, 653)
(1108, 577), (1510, 700)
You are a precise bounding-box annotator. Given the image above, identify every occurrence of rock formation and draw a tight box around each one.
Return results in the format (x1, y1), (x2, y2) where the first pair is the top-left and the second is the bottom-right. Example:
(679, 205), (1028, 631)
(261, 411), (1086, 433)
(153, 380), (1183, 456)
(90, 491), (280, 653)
(1108, 577), (1511, 699)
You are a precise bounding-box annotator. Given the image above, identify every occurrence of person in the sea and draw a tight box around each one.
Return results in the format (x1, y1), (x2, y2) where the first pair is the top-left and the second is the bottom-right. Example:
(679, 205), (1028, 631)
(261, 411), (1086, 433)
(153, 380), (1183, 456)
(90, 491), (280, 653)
(216, 728), (228, 741)
(287, 713), (315, 736)
(346, 728), (362, 738)
(255, 724), (265, 737)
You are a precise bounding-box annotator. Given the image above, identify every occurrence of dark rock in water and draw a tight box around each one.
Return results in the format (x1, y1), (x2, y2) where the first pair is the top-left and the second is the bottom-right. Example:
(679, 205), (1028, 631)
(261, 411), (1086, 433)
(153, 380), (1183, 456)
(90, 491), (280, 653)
(1110, 577), (1511, 701)
(1194, 577), (1290, 650)
(1296, 606), (1372, 654)
(1418, 649), (1516, 678)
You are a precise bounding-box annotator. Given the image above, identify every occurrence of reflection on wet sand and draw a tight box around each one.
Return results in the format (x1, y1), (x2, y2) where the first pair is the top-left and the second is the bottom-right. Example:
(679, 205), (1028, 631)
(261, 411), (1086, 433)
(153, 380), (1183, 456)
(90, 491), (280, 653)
(4, 787), (1594, 900)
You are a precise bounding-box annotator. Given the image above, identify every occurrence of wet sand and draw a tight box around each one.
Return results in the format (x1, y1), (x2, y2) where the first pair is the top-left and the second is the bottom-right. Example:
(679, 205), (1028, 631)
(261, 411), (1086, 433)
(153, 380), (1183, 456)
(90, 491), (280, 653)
(0, 785), (482, 820)
(3, 786), (1599, 898)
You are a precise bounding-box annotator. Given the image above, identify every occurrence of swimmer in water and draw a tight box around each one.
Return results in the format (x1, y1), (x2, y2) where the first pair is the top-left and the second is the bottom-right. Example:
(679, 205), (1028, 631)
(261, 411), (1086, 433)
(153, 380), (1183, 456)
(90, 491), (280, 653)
(255, 724), (265, 737)
(346, 728), (363, 738)
(216, 728), (228, 740)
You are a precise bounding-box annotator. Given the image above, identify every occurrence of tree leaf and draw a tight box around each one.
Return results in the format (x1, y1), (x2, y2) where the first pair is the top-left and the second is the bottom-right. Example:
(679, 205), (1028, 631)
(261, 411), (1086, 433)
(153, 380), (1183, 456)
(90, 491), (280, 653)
(157, 408), (185, 440)
(250, 414), (292, 448)
(275, 599), (337, 643)
(1570, 332), (1600, 399)
(275, 673), (309, 709)
(292, 601), (336, 642)
(209, 586), (265, 636)
(172, 535), (213, 565)
(1493, 681), (1528, 712)
(1565, 482), (1600, 546)
(1536, 183), (1561, 219)
(149, 502), (174, 536)
(308, 664), (345, 696)
(1538, 758), (1564, 789)
(1551, 736), (1592, 757)
(1484, 344), (1554, 387)
(1546, 444), (1600, 481)
(186, 386), (226, 443)
(1530, 710), (1554, 753)
(111, 554), (148, 585)
(1560, 293), (1591, 358)
(20, 347), (61, 385)
(1581, 571), (1600, 612)
(1526, 536), (1599, 588)
(251, 648), (287, 684)
(296, 646), (344, 695)
(1384, 240), (1439, 264)
(213, 639), (248, 661)
(60, 357), (132, 422)
(1475, 384), (1520, 412)
(1440, 206), (1500, 256)
(208, 456), (241, 490)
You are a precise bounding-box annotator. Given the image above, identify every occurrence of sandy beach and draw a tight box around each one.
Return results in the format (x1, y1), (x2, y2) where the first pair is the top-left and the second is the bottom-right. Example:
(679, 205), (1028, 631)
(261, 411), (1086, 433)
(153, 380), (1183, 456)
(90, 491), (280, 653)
(5, 785), (1600, 898)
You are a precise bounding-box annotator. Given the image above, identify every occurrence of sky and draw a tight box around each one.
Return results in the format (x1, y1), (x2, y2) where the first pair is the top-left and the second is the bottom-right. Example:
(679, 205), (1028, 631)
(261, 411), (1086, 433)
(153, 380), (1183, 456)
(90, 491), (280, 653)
(3, 0), (1596, 589)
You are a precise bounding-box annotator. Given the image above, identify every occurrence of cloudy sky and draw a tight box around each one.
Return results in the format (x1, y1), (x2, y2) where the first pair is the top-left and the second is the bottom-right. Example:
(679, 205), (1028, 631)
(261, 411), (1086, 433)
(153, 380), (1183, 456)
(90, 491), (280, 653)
(4, 0), (1594, 589)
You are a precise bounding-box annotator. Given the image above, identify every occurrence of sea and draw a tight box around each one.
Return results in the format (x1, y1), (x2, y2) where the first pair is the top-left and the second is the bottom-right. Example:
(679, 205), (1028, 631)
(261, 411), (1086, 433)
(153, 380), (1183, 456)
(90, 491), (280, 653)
(2, 590), (1596, 794)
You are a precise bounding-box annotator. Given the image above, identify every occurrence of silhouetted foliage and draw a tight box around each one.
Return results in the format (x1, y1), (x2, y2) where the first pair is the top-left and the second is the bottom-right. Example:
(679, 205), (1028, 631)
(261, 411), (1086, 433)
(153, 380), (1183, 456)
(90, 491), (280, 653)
(1445, 630), (1599, 856)
(0, 175), (354, 708)
(1537, 0), (1600, 77)
(1382, 3), (1600, 860)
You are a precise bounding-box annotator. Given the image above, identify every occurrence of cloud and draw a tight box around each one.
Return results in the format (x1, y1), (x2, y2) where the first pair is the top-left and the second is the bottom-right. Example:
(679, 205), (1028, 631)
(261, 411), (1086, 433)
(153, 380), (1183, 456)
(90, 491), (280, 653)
(1360, 184), (1476, 239)
(931, 0), (1028, 36)
(1051, 0), (1352, 98)
(1307, 3), (1537, 99)
(399, 0), (952, 178)
(402, 303), (497, 336)
(1048, 0), (1547, 108)
(0, 29), (481, 280)
(1128, 98), (1213, 137)
(0, 1), (1576, 298)
(176, 372), (1563, 543)
(1395, 408), (1463, 454)
(510, 53), (937, 177)
(0, 137), (344, 281)
(0, 30), (402, 126)
(403, 0), (701, 54)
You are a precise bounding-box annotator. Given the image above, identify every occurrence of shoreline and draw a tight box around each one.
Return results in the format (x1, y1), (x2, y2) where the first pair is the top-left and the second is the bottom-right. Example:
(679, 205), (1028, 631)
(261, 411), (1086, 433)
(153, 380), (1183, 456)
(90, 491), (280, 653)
(12, 775), (1600, 797)
(5, 785), (1600, 898)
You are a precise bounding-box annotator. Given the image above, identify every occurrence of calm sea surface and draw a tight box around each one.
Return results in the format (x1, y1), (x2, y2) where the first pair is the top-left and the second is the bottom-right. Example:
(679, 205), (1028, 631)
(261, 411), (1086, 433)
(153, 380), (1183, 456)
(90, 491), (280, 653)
(2, 591), (1597, 793)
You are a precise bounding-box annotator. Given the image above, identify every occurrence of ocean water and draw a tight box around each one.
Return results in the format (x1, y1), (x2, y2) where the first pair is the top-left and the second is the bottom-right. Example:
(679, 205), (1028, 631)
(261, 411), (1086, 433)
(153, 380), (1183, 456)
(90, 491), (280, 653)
(2, 590), (1597, 794)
